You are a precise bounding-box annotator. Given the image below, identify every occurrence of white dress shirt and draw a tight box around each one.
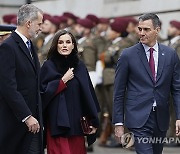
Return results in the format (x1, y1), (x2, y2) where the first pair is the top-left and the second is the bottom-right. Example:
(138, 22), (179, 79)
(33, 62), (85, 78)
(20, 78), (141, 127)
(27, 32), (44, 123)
(15, 30), (29, 48)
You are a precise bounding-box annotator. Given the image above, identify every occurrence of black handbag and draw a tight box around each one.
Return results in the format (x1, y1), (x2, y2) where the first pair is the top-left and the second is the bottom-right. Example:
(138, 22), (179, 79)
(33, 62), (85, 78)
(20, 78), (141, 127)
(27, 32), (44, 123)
(80, 116), (92, 134)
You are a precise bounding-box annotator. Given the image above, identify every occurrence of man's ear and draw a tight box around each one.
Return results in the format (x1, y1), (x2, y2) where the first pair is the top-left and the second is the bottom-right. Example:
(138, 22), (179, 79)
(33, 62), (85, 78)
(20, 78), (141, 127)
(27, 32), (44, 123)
(156, 27), (161, 35)
(26, 20), (31, 28)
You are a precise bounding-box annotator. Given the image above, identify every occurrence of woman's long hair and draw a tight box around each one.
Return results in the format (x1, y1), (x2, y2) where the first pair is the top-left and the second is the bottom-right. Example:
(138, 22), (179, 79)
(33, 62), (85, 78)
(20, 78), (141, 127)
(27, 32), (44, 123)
(47, 30), (79, 74)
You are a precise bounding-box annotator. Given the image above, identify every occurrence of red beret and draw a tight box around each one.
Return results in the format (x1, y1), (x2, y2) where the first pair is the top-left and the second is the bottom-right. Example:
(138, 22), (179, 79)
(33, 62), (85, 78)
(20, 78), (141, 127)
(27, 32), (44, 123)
(86, 14), (99, 25)
(10, 17), (17, 25)
(58, 16), (68, 23)
(99, 18), (109, 24)
(43, 13), (51, 22)
(3, 14), (17, 24)
(63, 12), (77, 21)
(48, 16), (60, 27)
(77, 18), (94, 29)
(110, 18), (127, 33)
(170, 20), (180, 30)
(126, 17), (138, 25)
(114, 17), (129, 27)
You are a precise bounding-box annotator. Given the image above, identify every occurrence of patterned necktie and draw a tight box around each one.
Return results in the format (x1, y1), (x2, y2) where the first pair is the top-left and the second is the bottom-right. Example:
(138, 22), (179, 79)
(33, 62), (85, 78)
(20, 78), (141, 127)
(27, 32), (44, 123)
(149, 48), (155, 81)
(26, 40), (33, 59)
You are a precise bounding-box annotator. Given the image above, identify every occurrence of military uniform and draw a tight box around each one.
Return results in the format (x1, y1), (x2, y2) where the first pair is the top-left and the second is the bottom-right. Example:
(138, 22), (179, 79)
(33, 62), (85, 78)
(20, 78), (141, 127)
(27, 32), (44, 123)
(38, 35), (54, 65)
(78, 36), (97, 71)
(32, 32), (46, 52)
(93, 35), (108, 56)
(125, 32), (139, 46)
(167, 36), (180, 139)
(166, 21), (180, 141)
(169, 36), (180, 57)
(103, 37), (131, 115)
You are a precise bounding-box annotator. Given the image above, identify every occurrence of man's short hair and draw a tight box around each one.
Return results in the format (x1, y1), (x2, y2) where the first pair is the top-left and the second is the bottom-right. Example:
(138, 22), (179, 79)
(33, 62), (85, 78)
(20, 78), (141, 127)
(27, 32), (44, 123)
(139, 13), (161, 29)
(17, 4), (43, 26)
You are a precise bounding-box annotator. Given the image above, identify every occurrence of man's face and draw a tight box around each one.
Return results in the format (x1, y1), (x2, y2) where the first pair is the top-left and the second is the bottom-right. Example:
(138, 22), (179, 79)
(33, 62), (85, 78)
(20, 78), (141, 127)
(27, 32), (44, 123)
(106, 27), (119, 40)
(28, 12), (43, 39)
(137, 19), (160, 46)
(74, 24), (84, 36)
(167, 25), (179, 38)
(126, 22), (137, 33)
(41, 20), (53, 34)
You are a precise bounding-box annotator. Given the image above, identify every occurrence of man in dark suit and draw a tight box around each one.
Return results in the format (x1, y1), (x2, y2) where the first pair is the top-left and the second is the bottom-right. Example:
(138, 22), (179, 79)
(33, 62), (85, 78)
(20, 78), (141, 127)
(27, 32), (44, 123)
(0, 4), (44, 154)
(113, 13), (180, 154)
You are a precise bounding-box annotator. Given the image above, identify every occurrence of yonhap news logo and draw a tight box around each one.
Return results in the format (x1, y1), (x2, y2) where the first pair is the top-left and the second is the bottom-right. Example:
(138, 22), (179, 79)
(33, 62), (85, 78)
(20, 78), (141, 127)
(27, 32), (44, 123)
(121, 132), (180, 148)
(121, 132), (135, 148)
(137, 137), (180, 144)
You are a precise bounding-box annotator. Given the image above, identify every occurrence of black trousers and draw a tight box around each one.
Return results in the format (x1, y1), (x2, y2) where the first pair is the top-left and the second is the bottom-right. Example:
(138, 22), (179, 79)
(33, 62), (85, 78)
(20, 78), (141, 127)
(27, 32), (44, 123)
(129, 108), (167, 154)
(27, 133), (41, 154)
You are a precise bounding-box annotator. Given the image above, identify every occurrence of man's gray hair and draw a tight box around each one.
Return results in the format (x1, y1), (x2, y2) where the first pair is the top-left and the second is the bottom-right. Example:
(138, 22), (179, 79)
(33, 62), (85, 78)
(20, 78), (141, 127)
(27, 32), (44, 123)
(17, 4), (43, 26)
(139, 13), (161, 29)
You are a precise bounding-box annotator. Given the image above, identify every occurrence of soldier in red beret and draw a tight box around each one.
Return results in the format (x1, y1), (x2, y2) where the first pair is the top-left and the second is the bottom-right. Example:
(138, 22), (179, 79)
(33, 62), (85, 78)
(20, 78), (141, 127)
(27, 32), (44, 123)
(56, 15), (68, 30)
(125, 17), (139, 46)
(168, 20), (180, 56)
(63, 12), (77, 26)
(32, 13), (52, 56)
(98, 18), (132, 147)
(63, 12), (78, 38)
(75, 19), (98, 152)
(96, 18), (109, 37)
(86, 14), (99, 26)
(37, 16), (60, 65)
(166, 20), (180, 145)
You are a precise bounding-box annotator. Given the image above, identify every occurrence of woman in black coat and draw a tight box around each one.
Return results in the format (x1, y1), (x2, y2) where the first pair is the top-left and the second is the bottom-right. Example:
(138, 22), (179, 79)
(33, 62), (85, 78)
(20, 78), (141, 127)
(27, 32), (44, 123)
(40, 30), (100, 154)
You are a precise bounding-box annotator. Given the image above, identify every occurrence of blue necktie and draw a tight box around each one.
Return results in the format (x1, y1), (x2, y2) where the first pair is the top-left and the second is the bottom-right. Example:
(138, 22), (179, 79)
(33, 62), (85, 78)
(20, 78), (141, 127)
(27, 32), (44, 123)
(26, 40), (33, 59)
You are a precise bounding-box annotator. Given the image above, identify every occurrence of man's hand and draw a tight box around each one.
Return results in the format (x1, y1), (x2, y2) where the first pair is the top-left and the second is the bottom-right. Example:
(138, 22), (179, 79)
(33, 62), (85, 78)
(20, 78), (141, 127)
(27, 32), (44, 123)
(114, 125), (124, 144)
(176, 120), (180, 136)
(25, 116), (40, 134)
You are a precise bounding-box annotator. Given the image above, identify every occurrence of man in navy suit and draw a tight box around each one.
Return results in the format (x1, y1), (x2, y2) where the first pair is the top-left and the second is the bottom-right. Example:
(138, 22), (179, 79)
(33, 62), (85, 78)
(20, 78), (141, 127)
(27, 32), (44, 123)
(0, 4), (44, 154)
(113, 13), (180, 154)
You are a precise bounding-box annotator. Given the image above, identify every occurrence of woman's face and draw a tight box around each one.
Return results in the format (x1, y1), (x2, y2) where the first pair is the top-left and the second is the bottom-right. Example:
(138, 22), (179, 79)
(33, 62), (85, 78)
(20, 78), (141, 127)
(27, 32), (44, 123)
(57, 34), (74, 56)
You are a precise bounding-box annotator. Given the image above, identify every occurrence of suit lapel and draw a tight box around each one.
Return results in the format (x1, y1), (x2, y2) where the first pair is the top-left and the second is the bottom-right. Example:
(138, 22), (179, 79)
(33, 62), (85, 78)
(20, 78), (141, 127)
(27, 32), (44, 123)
(12, 32), (37, 73)
(137, 43), (154, 82)
(31, 41), (40, 73)
(156, 44), (165, 82)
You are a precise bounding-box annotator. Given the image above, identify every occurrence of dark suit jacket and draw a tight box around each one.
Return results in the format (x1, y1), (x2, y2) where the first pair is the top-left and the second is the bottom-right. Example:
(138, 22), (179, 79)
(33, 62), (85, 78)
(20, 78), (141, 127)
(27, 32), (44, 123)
(113, 42), (180, 131)
(0, 31), (43, 154)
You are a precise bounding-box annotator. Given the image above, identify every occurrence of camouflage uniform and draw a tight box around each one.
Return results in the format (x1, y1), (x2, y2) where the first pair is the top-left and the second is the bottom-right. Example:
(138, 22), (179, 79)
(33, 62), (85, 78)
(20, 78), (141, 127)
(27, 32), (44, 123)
(32, 32), (46, 52)
(78, 36), (98, 72)
(38, 35), (54, 65)
(167, 36), (180, 139)
(103, 37), (131, 116)
(125, 32), (139, 46)
(169, 36), (180, 58)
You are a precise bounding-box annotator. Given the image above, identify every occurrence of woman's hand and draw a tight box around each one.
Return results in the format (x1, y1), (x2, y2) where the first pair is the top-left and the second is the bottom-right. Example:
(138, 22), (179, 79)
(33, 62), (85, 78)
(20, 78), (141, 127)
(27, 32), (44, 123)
(88, 126), (97, 134)
(62, 68), (74, 83)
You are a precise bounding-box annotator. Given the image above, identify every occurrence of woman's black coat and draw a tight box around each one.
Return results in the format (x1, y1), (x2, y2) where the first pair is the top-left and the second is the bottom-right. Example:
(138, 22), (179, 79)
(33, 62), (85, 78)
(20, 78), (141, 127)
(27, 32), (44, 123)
(40, 59), (100, 145)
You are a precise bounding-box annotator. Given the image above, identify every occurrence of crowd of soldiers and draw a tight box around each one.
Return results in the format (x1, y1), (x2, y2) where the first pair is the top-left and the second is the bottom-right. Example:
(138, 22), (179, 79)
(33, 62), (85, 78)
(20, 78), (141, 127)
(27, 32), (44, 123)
(0, 12), (180, 150)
